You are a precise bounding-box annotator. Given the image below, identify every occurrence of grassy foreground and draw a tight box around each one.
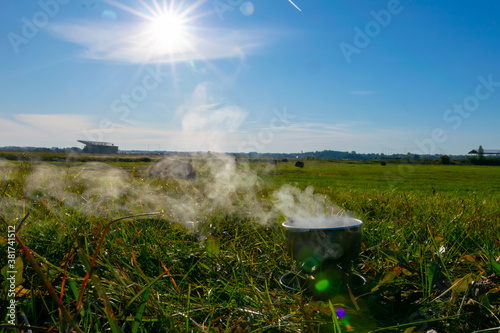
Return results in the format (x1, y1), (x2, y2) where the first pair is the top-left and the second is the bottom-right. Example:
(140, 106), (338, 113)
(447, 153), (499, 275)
(1, 156), (499, 332)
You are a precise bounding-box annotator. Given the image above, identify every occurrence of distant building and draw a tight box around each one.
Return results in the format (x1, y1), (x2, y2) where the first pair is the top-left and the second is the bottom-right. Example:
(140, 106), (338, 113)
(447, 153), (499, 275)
(468, 149), (500, 156)
(77, 140), (118, 154)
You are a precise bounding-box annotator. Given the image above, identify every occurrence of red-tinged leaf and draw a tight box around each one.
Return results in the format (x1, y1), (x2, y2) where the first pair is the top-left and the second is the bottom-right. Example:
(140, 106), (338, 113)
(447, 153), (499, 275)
(78, 248), (123, 333)
(13, 233), (79, 332)
(160, 261), (180, 294)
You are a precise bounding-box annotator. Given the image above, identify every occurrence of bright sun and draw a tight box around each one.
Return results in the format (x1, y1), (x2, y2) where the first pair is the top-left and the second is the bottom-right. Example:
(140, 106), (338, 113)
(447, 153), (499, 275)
(147, 11), (188, 52)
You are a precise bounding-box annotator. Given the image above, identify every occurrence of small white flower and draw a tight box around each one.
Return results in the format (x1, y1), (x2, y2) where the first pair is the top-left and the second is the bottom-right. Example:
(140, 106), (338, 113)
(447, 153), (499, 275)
(434, 246), (446, 257)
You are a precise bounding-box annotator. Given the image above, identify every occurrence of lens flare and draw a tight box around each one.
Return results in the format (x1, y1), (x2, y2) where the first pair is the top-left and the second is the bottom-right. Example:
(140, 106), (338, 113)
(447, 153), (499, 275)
(335, 307), (346, 319)
(315, 279), (330, 291)
(101, 10), (117, 21)
(240, 2), (254, 16)
(341, 317), (353, 331)
(186, 59), (196, 71)
(301, 255), (320, 272)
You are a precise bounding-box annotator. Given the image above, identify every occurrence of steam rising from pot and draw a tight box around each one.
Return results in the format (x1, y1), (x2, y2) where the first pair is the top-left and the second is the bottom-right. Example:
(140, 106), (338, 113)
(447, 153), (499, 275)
(0, 156), (353, 230)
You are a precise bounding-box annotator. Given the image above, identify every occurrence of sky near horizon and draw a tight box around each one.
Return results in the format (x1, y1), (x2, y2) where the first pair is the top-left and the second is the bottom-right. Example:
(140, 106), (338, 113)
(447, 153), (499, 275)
(1, 0), (499, 155)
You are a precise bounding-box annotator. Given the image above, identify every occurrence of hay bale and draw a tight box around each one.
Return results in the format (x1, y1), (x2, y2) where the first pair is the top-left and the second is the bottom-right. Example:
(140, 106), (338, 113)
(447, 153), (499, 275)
(295, 161), (304, 168)
(148, 158), (196, 180)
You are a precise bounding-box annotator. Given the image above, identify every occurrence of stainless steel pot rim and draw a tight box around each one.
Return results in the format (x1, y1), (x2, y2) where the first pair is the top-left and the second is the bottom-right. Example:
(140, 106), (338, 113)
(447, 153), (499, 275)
(279, 271), (367, 292)
(282, 216), (363, 230)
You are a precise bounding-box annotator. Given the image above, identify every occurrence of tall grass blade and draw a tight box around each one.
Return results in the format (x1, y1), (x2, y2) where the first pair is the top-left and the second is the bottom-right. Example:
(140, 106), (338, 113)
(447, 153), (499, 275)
(328, 300), (342, 333)
(8, 227), (81, 333)
(131, 286), (151, 333)
(77, 248), (123, 333)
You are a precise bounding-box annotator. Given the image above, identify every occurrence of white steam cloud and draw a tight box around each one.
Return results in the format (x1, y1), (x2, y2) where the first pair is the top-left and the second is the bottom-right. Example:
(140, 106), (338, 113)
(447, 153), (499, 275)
(176, 83), (248, 152)
(1, 156), (350, 231)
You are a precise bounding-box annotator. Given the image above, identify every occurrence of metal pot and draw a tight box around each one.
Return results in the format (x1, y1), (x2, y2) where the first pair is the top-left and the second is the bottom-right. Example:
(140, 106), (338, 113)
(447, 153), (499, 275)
(282, 216), (363, 272)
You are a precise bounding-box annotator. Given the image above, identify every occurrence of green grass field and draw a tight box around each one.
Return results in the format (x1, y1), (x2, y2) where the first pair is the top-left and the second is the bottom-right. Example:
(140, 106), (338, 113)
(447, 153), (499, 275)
(1, 155), (499, 332)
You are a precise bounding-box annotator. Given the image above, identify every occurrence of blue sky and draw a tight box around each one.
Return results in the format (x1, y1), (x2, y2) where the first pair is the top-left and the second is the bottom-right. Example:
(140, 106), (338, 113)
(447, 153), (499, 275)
(1, 0), (499, 154)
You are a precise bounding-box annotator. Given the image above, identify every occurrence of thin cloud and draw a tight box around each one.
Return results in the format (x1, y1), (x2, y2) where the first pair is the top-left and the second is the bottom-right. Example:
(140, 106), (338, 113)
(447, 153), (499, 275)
(285, 122), (357, 134)
(256, 122), (422, 153)
(101, 121), (416, 153)
(73, 82), (250, 152)
(82, 124), (250, 152)
(177, 83), (247, 132)
(15, 114), (92, 132)
(48, 20), (267, 64)
(0, 114), (421, 154)
(0, 114), (93, 147)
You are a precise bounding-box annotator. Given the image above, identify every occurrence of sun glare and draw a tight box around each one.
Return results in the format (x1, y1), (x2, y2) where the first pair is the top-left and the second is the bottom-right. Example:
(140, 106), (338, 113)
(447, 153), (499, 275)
(147, 10), (188, 53)
(101, 0), (206, 62)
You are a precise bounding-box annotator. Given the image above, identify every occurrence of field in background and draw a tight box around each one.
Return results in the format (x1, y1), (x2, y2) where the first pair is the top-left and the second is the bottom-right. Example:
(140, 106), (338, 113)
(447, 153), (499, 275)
(1, 153), (499, 332)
